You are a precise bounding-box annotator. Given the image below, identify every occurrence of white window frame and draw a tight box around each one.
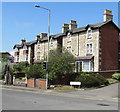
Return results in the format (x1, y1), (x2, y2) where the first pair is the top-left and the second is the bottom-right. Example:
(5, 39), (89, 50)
(50, 38), (54, 47)
(37, 44), (41, 49)
(76, 60), (93, 72)
(14, 55), (19, 62)
(67, 46), (72, 53)
(22, 54), (28, 61)
(87, 44), (92, 54)
(37, 52), (40, 60)
(67, 32), (72, 42)
(23, 45), (27, 50)
(87, 28), (92, 39)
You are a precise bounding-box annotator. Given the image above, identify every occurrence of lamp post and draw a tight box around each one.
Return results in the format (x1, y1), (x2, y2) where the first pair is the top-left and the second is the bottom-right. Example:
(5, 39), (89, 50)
(35, 4), (51, 89)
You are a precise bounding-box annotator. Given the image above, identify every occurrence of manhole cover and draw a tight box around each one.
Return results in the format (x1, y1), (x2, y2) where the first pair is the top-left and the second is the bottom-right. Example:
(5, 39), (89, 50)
(97, 104), (110, 106)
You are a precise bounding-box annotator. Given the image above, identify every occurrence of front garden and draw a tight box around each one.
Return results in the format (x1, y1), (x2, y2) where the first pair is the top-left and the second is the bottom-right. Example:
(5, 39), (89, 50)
(0, 48), (120, 89)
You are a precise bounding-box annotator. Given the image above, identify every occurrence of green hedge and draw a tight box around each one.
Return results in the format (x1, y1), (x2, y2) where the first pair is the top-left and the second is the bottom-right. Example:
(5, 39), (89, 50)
(75, 73), (109, 87)
(112, 73), (120, 80)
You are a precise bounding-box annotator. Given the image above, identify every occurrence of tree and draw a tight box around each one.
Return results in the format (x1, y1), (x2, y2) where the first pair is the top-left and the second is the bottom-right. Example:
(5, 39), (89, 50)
(26, 63), (46, 79)
(0, 57), (13, 79)
(13, 62), (29, 73)
(48, 48), (75, 80)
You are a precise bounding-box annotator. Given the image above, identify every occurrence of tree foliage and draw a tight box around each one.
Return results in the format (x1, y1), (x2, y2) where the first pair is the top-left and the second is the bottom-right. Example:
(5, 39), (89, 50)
(48, 48), (75, 80)
(0, 56), (13, 79)
(26, 63), (46, 79)
(13, 62), (29, 73)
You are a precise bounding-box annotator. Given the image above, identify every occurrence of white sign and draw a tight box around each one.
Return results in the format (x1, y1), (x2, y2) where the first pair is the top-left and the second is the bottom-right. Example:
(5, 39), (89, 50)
(70, 81), (81, 86)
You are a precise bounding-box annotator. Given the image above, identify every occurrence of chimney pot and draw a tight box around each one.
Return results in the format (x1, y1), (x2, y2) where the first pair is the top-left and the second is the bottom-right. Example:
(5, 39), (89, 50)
(62, 23), (69, 33)
(21, 39), (26, 44)
(40, 33), (47, 38)
(104, 9), (113, 22)
(69, 20), (77, 30)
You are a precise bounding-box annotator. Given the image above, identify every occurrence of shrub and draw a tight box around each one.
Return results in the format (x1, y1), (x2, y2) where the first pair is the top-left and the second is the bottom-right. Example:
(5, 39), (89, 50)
(48, 48), (75, 80)
(75, 73), (109, 88)
(26, 63), (45, 79)
(112, 73), (120, 80)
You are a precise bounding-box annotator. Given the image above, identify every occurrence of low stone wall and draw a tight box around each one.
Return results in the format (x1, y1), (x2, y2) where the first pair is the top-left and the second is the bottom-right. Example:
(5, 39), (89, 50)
(13, 76), (27, 87)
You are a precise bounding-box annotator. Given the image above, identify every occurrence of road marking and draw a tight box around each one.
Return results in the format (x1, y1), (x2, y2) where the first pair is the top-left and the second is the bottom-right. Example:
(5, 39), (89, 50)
(0, 87), (119, 103)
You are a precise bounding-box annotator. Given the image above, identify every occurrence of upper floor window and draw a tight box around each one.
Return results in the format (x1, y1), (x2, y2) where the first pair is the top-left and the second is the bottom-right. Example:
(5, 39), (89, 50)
(23, 45), (27, 50)
(87, 44), (92, 54)
(67, 46), (72, 53)
(14, 55), (19, 62)
(87, 28), (92, 39)
(23, 54), (28, 61)
(67, 32), (71, 42)
(37, 40), (41, 49)
(50, 38), (53, 47)
(37, 44), (40, 49)
(37, 52), (40, 60)
(14, 48), (19, 52)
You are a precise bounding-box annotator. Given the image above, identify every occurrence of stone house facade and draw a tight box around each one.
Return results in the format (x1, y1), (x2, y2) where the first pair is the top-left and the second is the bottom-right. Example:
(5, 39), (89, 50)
(13, 9), (120, 72)
(13, 39), (36, 64)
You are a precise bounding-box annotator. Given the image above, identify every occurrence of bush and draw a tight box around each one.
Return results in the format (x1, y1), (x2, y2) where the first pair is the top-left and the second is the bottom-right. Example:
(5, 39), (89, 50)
(75, 73), (109, 88)
(26, 63), (45, 79)
(48, 48), (75, 80)
(112, 73), (120, 80)
(13, 62), (29, 72)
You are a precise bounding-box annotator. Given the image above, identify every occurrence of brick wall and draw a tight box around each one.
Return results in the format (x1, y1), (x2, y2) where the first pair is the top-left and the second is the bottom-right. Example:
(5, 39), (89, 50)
(100, 22), (119, 71)
(27, 78), (36, 88)
(37, 79), (46, 89)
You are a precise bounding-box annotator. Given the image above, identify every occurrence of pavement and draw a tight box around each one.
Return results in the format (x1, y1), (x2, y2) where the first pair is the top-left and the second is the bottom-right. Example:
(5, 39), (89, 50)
(0, 80), (119, 103)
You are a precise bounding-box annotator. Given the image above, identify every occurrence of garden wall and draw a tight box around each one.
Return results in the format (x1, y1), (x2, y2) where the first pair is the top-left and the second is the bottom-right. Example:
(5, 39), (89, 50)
(27, 78), (46, 89)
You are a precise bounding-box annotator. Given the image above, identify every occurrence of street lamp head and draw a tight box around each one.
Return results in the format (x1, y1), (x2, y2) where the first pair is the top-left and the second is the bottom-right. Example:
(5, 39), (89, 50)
(34, 4), (40, 8)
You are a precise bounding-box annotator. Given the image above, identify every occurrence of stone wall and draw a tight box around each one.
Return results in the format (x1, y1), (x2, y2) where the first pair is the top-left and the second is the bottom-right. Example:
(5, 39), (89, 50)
(62, 29), (100, 72)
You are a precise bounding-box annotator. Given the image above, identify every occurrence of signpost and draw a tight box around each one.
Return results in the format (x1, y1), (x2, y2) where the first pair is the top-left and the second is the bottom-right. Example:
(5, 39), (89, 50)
(70, 81), (81, 88)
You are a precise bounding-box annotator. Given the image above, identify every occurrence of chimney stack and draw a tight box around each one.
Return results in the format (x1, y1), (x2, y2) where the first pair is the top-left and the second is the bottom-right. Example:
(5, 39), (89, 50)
(62, 24), (69, 33)
(40, 33), (47, 38)
(103, 9), (113, 22)
(36, 35), (40, 40)
(21, 39), (26, 44)
(69, 20), (77, 30)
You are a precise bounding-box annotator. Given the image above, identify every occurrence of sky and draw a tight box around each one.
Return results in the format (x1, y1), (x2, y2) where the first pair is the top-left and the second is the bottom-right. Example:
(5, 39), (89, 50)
(1, 2), (119, 53)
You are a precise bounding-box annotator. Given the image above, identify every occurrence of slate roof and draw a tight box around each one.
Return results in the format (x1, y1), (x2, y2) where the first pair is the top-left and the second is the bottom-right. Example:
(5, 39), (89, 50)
(75, 56), (94, 60)
(13, 20), (120, 49)
(13, 40), (37, 49)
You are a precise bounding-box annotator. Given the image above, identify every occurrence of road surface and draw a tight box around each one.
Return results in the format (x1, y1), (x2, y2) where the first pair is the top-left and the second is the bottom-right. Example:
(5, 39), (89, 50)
(1, 86), (118, 110)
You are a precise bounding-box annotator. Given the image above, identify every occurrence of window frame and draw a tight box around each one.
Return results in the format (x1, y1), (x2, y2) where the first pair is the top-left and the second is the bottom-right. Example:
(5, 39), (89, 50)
(87, 44), (93, 54)
(87, 28), (92, 39)
(67, 32), (72, 42)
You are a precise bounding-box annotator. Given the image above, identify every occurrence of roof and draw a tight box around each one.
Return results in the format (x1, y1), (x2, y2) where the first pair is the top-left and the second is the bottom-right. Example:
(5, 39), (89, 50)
(0, 52), (10, 55)
(52, 33), (66, 39)
(13, 40), (37, 49)
(53, 20), (120, 38)
(13, 20), (120, 49)
(75, 56), (94, 60)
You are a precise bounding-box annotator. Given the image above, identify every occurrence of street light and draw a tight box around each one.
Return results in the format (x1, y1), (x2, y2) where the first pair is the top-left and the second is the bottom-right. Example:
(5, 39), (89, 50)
(35, 4), (51, 89)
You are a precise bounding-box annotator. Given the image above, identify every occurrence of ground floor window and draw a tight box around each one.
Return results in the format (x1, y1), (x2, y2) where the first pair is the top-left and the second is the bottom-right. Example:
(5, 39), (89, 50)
(75, 60), (93, 72)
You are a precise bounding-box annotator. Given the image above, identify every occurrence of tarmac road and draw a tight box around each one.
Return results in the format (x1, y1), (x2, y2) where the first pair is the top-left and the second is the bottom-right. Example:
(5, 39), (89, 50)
(1, 83), (119, 110)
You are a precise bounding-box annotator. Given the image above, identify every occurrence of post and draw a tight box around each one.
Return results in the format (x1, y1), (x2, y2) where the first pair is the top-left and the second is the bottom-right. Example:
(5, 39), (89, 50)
(35, 5), (51, 89)
(46, 9), (51, 89)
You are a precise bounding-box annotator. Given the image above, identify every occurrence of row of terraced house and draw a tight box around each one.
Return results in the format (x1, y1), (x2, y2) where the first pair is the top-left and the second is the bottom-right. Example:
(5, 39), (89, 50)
(13, 9), (120, 76)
